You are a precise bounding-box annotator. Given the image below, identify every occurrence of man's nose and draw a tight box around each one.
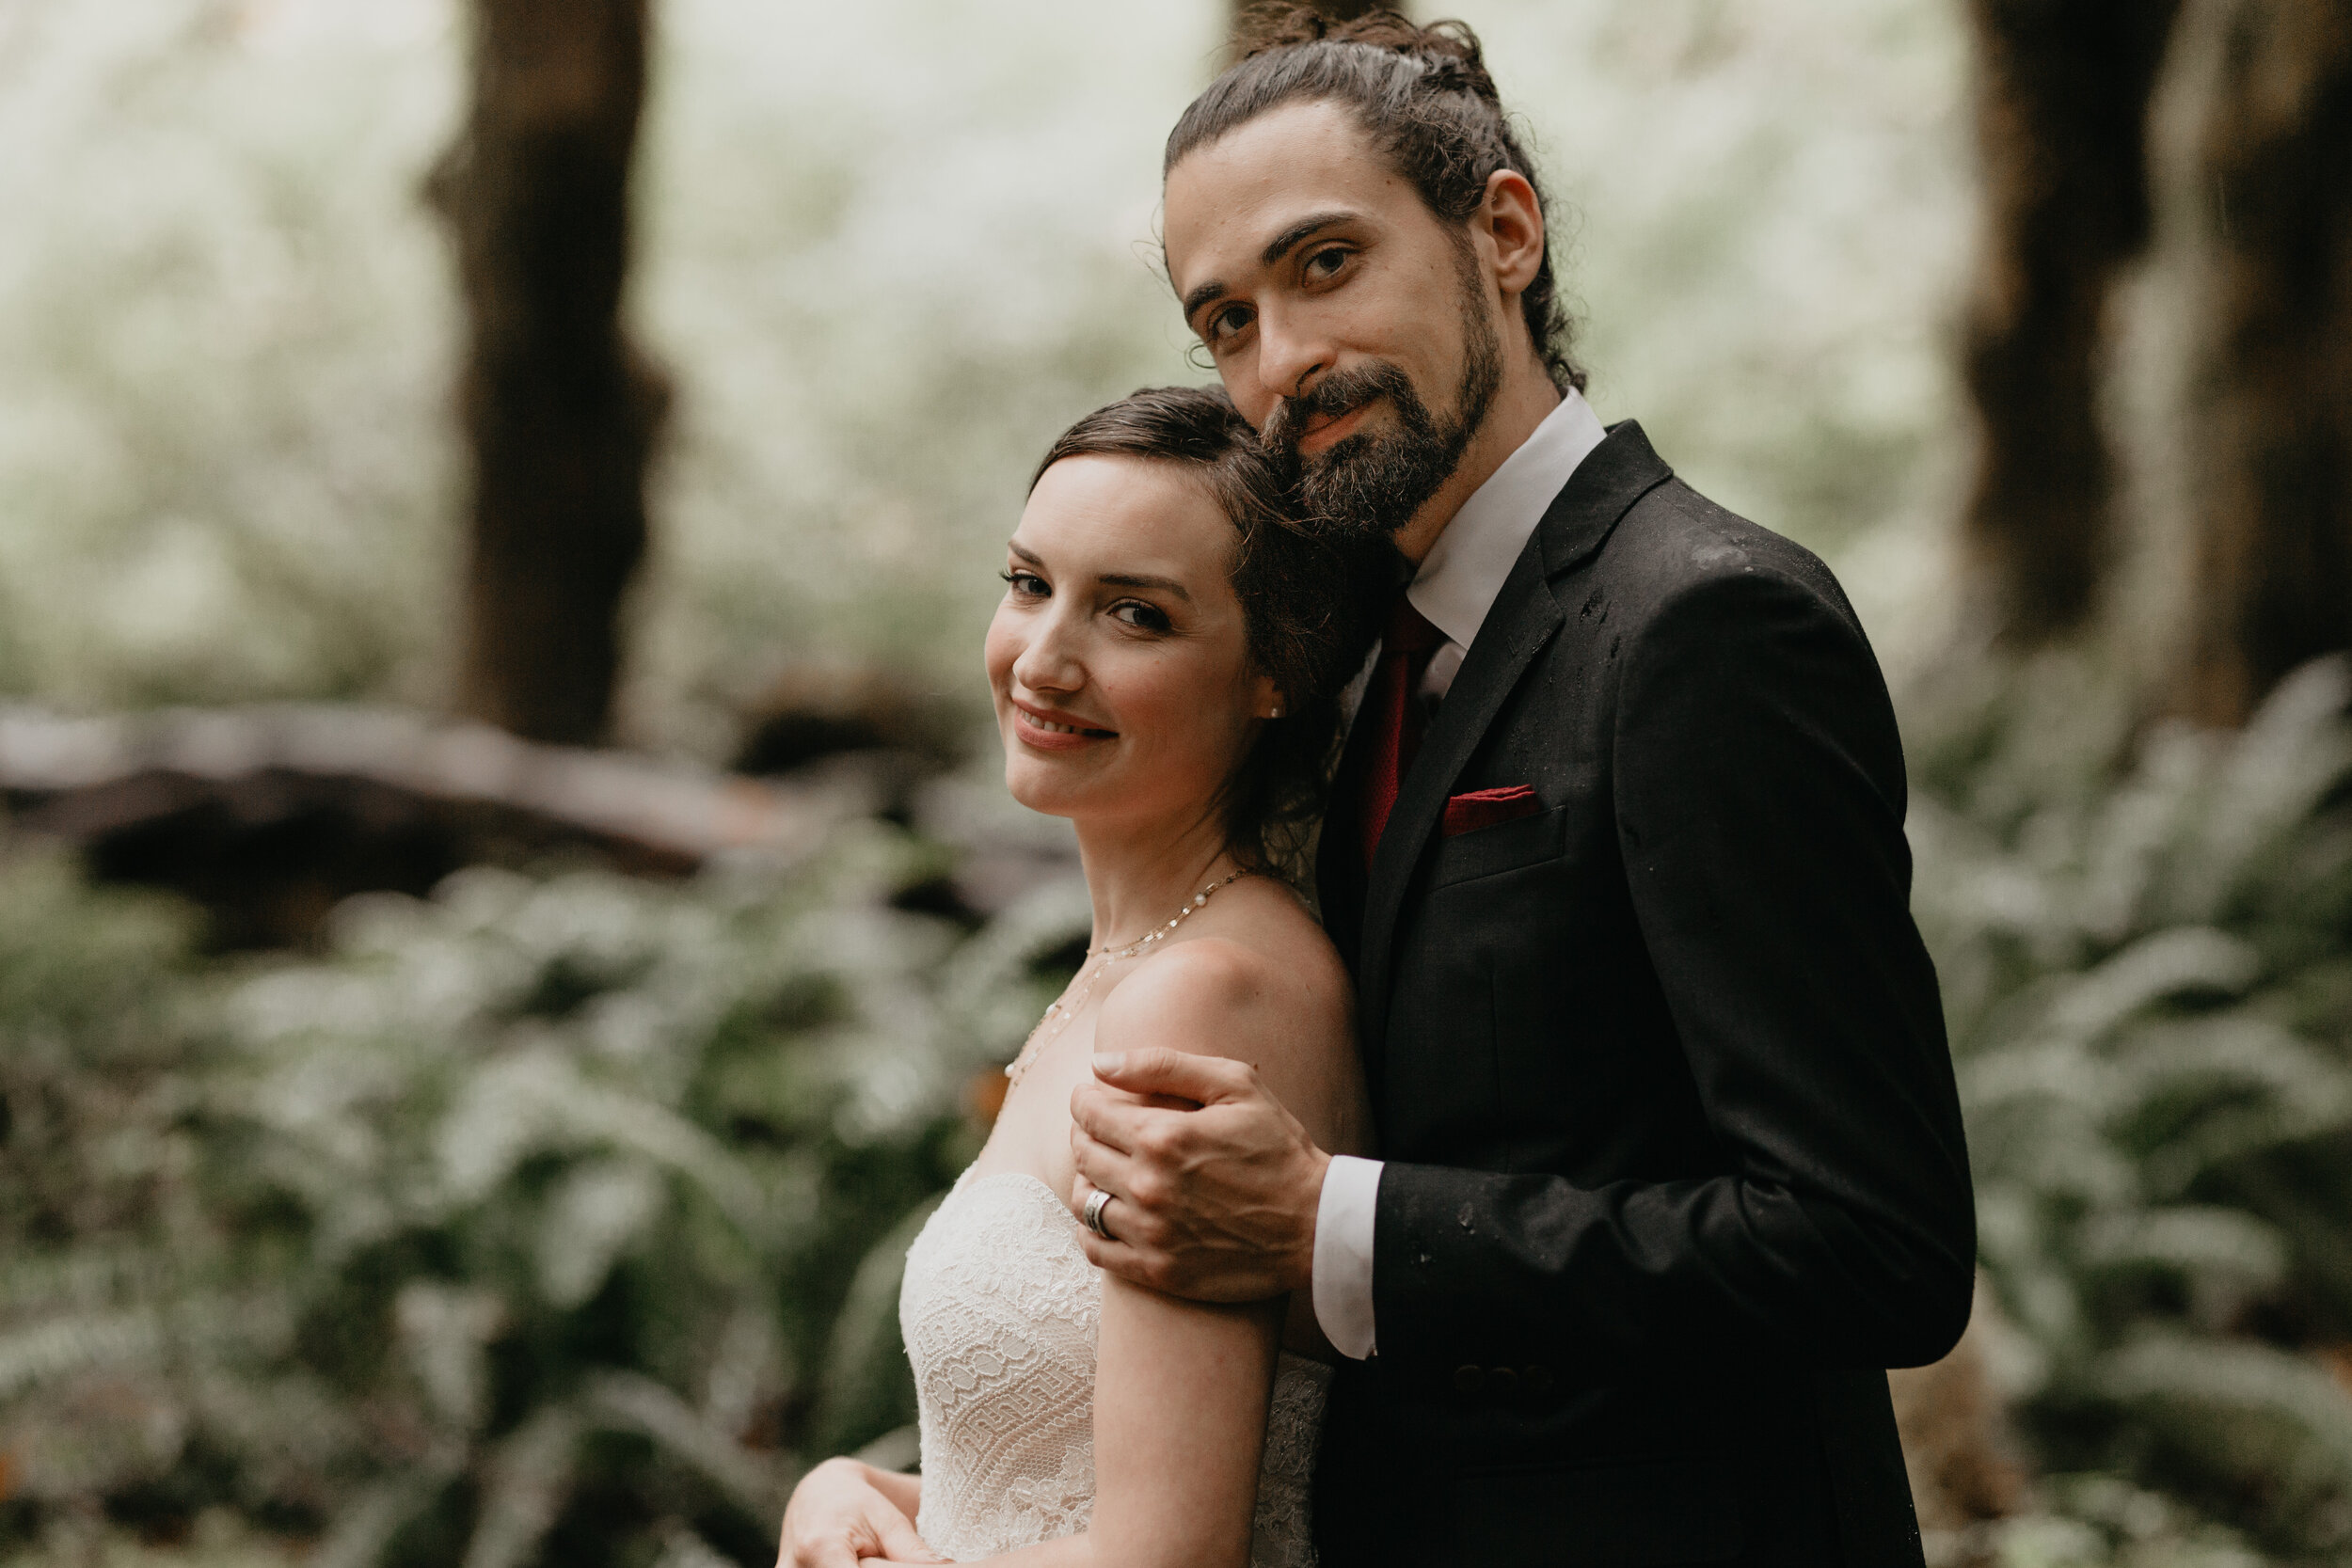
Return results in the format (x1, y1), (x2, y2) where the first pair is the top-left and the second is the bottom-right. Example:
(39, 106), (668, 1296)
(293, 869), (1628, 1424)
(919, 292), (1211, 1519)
(1253, 304), (1333, 411)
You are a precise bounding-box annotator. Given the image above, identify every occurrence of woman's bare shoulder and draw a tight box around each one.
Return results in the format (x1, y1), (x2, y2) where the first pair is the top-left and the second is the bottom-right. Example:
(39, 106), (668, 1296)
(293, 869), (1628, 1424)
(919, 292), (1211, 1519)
(1092, 885), (1360, 1146)
(1107, 937), (1338, 1033)
(1105, 885), (1346, 1037)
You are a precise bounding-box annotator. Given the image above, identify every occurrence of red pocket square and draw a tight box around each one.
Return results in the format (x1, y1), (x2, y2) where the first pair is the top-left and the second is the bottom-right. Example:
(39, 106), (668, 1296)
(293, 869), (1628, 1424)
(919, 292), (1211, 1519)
(1442, 784), (1541, 837)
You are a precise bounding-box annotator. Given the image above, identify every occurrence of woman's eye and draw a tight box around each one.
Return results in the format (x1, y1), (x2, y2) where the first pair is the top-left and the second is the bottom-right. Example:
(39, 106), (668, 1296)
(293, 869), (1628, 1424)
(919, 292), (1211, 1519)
(1111, 601), (1171, 633)
(1000, 569), (1048, 597)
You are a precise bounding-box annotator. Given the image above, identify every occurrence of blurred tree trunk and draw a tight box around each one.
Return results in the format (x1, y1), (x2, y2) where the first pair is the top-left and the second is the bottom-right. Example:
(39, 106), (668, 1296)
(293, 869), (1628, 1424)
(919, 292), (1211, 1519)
(2173, 0), (2352, 725)
(1958, 0), (2182, 643)
(432, 0), (670, 746)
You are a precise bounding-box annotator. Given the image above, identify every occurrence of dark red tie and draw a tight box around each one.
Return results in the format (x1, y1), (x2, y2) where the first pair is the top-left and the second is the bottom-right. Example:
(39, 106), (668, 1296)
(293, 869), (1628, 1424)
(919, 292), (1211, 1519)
(1352, 594), (1447, 871)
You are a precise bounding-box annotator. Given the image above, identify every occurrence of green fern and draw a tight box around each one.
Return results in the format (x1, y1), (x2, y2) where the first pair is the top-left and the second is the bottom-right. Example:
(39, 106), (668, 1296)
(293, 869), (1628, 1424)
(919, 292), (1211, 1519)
(0, 824), (1085, 1567)
(1914, 657), (2352, 1562)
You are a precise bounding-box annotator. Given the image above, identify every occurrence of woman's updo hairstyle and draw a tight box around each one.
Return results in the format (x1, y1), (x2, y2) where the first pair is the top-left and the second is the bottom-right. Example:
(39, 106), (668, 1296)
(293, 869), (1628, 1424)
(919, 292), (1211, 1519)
(1167, 8), (1584, 392)
(1030, 386), (1379, 885)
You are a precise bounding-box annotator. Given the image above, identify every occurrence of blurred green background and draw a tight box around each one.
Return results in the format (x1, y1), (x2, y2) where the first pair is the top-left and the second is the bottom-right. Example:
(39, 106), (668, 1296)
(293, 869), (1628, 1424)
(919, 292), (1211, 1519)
(5, 2), (2352, 1565)
(0, 0), (1969, 743)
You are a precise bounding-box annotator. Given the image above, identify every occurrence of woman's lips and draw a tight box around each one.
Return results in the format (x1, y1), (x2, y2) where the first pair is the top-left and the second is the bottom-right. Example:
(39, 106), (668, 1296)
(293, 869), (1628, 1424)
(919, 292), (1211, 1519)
(1297, 399), (1374, 455)
(1011, 701), (1116, 752)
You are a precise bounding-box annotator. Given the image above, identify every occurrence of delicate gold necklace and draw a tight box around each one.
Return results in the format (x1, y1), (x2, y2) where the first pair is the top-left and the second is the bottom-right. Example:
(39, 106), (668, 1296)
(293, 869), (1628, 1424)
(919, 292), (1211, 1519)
(1002, 869), (1250, 1087)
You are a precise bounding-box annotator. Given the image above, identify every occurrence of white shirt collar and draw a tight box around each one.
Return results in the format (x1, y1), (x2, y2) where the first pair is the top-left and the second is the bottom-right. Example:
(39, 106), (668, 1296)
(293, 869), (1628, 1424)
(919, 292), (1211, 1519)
(1406, 387), (1608, 657)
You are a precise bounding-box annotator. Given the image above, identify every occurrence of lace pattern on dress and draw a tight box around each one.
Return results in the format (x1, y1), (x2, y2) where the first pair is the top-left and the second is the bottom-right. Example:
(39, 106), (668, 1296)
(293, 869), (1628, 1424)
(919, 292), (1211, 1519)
(899, 1171), (1327, 1566)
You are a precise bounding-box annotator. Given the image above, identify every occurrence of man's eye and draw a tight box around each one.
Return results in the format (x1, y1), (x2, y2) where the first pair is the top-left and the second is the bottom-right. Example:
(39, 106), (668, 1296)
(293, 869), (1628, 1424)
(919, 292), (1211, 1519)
(1111, 601), (1171, 633)
(1305, 246), (1350, 280)
(1206, 304), (1253, 343)
(1001, 570), (1047, 597)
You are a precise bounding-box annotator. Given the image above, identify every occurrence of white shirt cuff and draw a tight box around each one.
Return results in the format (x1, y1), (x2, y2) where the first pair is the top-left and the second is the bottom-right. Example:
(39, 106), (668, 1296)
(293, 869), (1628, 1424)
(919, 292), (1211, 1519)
(1311, 1154), (1383, 1360)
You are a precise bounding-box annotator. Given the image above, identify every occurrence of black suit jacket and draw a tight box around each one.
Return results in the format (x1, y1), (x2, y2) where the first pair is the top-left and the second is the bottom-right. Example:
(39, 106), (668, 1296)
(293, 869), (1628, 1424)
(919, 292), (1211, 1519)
(1311, 423), (1976, 1567)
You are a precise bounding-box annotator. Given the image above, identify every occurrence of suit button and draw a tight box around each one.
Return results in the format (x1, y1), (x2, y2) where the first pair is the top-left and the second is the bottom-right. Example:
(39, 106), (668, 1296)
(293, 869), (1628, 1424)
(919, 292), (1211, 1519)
(1486, 1366), (1518, 1397)
(1451, 1364), (1485, 1395)
(1523, 1363), (1555, 1393)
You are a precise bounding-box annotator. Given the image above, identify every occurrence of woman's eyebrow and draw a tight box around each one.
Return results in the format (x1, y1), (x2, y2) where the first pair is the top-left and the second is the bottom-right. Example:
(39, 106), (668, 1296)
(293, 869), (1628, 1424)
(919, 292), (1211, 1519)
(1012, 541), (1189, 600)
(1098, 572), (1191, 601)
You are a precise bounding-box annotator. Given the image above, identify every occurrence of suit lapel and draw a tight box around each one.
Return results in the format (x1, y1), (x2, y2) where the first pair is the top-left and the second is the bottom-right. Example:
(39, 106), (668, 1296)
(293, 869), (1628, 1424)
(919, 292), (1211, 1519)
(1356, 547), (1560, 1053)
(1355, 421), (1675, 1057)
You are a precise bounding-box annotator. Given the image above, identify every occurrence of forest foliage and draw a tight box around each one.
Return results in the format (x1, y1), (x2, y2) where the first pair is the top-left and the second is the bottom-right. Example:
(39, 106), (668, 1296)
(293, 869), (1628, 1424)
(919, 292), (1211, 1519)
(6, 2), (2351, 1566)
(0, 817), (1090, 1566)
(1908, 657), (2352, 1565)
(10, 663), (2352, 1565)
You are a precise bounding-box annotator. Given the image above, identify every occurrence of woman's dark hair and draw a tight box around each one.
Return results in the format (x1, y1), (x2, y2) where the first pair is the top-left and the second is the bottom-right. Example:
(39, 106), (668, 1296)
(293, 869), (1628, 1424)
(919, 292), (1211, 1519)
(1030, 386), (1379, 885)
(1166, 8), (1585, 393)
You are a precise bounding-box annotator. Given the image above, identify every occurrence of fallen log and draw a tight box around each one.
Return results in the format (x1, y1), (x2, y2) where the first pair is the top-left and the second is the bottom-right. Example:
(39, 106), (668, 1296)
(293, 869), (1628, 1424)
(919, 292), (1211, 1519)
(0, 705), (862, 948)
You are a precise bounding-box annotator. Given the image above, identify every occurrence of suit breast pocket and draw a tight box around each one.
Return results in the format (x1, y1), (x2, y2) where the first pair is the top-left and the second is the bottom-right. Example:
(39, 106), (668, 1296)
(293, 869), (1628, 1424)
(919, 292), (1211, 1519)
(1425, 802), (1570, 890)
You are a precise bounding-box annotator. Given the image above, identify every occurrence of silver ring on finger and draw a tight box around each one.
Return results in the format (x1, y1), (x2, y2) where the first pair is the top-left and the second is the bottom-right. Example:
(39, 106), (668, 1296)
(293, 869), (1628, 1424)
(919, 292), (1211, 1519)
(1083, 1187), (1117, 1241)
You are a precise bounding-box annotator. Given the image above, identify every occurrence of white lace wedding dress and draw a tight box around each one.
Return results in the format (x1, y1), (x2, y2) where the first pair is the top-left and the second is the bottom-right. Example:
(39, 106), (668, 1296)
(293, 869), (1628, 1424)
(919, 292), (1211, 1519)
(899, 1167), (1329, 1565)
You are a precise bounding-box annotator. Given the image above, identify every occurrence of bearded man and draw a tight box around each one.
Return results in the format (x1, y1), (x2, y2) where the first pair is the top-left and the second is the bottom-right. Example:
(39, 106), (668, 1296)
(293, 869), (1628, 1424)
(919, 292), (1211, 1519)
(1067, 11), (1977, 1566)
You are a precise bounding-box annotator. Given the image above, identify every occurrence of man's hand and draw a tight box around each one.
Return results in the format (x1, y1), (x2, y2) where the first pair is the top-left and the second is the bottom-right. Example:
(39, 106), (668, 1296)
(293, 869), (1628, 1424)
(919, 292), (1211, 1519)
(775, 1458), (941, 1567)
(1068, 1048), (1330, 1301)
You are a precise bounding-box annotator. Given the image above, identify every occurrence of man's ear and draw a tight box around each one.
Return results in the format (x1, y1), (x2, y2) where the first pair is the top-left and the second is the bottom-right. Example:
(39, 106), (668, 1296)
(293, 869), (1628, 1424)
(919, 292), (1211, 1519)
(1478, 168), (1547, 300)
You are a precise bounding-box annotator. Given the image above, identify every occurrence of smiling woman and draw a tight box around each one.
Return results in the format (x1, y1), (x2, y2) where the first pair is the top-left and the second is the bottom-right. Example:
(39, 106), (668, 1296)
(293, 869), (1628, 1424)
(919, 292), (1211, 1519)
(775, 385), (1376, 1568)
(993, 386), (1379, 887)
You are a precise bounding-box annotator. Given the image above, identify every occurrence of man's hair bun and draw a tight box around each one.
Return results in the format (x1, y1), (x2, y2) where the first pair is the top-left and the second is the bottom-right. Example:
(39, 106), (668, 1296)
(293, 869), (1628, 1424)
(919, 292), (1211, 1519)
(1232, 8), (1495, 94)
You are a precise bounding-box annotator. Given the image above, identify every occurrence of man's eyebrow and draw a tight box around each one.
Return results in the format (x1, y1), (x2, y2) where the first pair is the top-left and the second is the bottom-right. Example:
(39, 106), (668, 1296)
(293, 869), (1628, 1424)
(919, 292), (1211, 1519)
(1259, 210), (1359, 268)
(1099, 573), (1192, 601)
(1180, 210), (1364, 325)
(1182, 277), (1228, 325)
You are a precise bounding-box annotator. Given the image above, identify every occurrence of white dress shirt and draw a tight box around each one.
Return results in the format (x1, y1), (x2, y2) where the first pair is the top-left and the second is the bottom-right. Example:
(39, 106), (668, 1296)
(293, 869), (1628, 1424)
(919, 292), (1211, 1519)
(1311, 388), (1610, 1361)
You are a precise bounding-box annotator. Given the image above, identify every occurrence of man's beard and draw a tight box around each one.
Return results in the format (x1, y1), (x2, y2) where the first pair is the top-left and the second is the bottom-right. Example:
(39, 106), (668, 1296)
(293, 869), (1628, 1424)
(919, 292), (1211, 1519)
(1260, 261), (1504, 545)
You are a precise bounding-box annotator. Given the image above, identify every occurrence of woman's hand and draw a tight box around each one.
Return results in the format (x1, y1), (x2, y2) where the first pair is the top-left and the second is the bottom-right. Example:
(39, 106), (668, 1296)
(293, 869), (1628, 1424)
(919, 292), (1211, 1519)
(776, 1458), (943, 1567)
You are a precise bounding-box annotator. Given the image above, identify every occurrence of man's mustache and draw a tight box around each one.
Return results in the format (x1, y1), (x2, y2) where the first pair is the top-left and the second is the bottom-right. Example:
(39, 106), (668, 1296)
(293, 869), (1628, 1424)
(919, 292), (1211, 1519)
(1261, 361), (1417, 458)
